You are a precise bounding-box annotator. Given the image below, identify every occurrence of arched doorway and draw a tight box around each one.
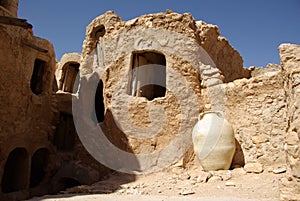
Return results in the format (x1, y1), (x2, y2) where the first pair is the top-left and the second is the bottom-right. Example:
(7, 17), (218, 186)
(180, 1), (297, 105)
(30, 148), (49, 188)
(1, 148), (29, 193)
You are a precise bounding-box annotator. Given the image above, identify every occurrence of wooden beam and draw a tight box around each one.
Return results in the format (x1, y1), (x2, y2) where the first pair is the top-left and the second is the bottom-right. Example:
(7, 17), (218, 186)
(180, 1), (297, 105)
(22, 40), (49, 53)
(0, 16), (32, 29)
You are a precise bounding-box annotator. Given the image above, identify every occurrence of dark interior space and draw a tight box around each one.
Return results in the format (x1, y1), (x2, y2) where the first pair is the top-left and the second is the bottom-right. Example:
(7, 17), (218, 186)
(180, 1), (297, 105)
(30, 148), (49, 188)
(1, 148), (29, 193)
(129, 51), (166, 101)
(53, 113), (76, 151)
(59, 177), (81, 189)
(230, 139), (245, 169)
(30, 59), (46, 95)
(94, 79), (105, 123)
(62, 63), (79, 93)
(95, 25), (106, 39)
(0, 0), (9, 8)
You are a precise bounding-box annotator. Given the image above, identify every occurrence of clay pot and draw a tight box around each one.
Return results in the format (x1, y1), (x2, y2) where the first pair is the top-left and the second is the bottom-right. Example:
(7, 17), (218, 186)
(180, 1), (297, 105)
(192, 110), (236, 171)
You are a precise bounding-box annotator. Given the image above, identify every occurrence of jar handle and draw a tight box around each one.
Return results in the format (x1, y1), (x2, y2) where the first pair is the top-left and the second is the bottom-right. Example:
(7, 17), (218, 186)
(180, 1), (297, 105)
(198, 110), (225, 121)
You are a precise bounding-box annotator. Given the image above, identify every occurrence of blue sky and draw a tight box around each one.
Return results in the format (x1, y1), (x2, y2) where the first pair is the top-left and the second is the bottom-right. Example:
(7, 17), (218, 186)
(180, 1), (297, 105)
(18, 0), (300, 67)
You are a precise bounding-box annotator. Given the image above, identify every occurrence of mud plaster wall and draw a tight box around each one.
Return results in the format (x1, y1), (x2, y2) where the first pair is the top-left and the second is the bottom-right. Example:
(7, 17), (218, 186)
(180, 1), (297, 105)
(279, 43), (300, 200)
(0, 0), (18, 17)
(0, 22), (56, 196)
(196, 21), (250, 82)
(68, 11), (251, 173)
(54, 54), (113, 183)
(224, 70), (287, 167)
(55, 53), (81, 91)
(58, 11), (298, 173)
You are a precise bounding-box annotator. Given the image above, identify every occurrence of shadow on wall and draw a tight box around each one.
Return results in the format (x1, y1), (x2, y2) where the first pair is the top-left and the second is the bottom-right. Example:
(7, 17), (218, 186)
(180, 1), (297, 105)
(50, 72), (139, 195)
(231, 139), (245, 169)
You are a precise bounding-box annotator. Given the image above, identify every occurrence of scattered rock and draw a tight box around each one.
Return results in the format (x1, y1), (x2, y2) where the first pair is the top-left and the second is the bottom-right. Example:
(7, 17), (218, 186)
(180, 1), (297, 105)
(196, 171), (212, 183)
(179, 173), (191, 180)
(207, 175), (222, 183)
(244, 163), (264, 173)
(179, 190), (195, 196)
(272, 167), (287, 174)
(231, 168), (247, 176)
(225, 181), (236, 187)
(213, 170), (232, 181)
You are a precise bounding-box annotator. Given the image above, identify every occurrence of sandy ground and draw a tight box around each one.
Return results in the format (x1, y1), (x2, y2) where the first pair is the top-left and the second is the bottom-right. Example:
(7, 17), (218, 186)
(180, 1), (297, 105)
(27, 194), (276, 201)
(27, 164), (285, 201)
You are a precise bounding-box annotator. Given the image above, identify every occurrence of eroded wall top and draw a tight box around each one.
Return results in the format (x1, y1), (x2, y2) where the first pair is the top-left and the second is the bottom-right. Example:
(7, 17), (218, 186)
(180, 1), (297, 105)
(81, 10), (250, 82)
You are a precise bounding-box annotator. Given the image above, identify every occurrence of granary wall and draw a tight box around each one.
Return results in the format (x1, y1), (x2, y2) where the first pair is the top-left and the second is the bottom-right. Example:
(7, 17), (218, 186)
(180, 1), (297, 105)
(1, 4), (299, 199)
(196, 21), (251, 82)
(278, 43), (300, 201)
(224, 67), (287, 167)
(55, 10), (250, 174)
(55, 11), (300, 175)
(0, 16), (56, 200)
(52, 10), (300, 200)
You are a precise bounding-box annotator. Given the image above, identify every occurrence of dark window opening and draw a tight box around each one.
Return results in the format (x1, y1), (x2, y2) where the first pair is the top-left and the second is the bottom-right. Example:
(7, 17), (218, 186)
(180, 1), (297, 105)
(129, 52), (166, 101)
(94, 80), (105, 123)
(30, 148), (49, 188)
(62, 63), (79, 93)
(30, 59), (46, 95)
(53, 113), (76, 151)
(1, 148), (29, 193)
(95, 25), (106, 39)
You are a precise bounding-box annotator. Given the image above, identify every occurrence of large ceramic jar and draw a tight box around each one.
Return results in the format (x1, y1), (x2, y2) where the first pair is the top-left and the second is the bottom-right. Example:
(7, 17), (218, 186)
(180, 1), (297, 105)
(192, 111), (236, 171)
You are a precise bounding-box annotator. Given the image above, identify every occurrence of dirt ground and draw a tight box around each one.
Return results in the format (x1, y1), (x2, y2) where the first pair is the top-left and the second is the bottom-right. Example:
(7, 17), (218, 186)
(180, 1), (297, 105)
(27, 162), (286, 201)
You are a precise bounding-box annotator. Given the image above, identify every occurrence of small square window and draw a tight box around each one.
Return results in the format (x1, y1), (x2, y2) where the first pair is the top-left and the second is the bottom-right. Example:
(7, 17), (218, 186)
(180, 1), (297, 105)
(129, 52), (166, 101)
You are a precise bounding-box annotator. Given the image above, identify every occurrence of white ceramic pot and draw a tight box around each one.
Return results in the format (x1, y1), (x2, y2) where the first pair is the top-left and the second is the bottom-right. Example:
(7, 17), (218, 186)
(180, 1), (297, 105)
(192, 111), (236, 171)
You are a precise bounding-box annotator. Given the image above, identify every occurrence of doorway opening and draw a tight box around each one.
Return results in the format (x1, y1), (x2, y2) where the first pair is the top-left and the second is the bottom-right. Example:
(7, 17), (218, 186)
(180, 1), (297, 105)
(53, 113), (76, 151)
(30, 148), (49, 188)
(1, 148), (29, 193)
